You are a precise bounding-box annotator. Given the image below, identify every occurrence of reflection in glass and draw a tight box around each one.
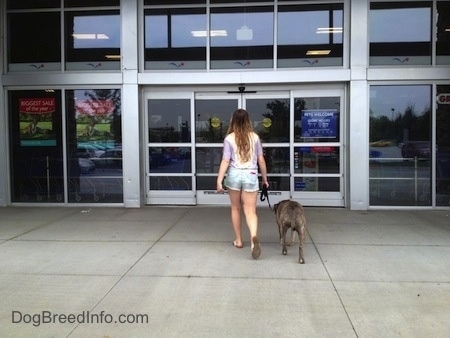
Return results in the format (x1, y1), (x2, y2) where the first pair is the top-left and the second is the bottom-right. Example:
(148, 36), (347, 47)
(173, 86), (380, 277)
(293, 147), (339, 174)
(246, 99), (290, 143)
(196, 176), (218, 190)
(195, 99), (237, 143)
(436, 85), (450, 206)
(294, 177), (339, 192)
(278, 4), (343, 67)
(263, 147), (289, 191)
(148, 99), (191, 143)
(65, 11), (120, 67)
(196, 147), (222, 174)
(149, 147), (191, 173)
(144, 8), (207, 69)
(369, 85), (431, 206)
(210, 6), (273, 69)
(66, 89), (122, 203)
(369, 3), (431, 65)
(150, 176), (192, 191)
(437, 1), (450, 65)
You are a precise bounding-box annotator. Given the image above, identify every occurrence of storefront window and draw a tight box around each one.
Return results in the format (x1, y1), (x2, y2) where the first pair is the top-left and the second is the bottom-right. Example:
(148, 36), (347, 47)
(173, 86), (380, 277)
(277, 3), (343, 68)
(369, 85), (431, 206)
(9, 90), (64, 202)
(65, 11), (121, 70)
(369, 2), (432, 66)
(144, 8), (207, 70)
(437, 1), (450, 65)
(148, 99), (191, 142)
(7, 12), (61, 71)
(210, 5), (273, 69)
(7, 0), (59, 10)
(66, 89), (122, 203)
(436, 85), (450, 206)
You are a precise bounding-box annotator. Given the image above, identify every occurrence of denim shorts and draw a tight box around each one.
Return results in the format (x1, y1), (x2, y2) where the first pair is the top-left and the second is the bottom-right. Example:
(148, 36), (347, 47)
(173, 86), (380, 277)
(225, 168), (259, 192)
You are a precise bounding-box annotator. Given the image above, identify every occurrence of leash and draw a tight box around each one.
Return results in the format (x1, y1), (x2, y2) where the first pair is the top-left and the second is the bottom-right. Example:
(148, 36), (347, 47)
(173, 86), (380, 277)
(260, 184), (272, 210)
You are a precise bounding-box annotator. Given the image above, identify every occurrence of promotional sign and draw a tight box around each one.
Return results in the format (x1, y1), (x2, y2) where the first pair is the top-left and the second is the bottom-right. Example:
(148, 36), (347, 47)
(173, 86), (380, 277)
(437, 93), (450, 104)
(76, 99), (114, 142)
(19, 98), (56, 146)
(301, 109), (337, 138)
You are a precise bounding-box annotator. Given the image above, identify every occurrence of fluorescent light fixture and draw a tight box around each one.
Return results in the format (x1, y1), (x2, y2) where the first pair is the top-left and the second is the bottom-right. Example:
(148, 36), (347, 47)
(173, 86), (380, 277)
(236, 25), (253, 41)
(73, 33), (109, 40)
(316, 27), (343, 34)
(105, 55), (121, 60)
(446, 28), (450, 32)
(306, 50), (331, 56)
(191, 30), (227, 37)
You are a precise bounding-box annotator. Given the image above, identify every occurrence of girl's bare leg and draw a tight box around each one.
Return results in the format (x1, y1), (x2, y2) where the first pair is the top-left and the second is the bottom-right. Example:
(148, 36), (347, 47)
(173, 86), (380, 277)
(228, 189), (243, 247)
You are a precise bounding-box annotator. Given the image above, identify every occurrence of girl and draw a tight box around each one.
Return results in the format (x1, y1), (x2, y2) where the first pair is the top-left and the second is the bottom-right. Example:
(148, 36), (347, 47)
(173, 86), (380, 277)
(216, 109), (269, 259)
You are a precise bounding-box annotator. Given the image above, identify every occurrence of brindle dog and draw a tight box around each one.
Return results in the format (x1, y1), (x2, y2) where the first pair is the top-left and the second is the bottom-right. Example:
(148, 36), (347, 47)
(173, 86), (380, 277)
(273, 200), (307, 264)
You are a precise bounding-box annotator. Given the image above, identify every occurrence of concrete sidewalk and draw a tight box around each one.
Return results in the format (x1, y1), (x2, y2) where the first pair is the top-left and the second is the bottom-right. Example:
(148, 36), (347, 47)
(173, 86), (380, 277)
(0, 206), (449, 338)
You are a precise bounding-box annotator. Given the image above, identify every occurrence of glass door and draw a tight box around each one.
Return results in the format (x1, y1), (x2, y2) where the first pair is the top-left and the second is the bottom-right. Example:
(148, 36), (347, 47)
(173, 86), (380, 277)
(291, 89), (345, 206)
(195, 91), (292, 205)
(145, 87), (345, 207)
(145, 91), (196, 204)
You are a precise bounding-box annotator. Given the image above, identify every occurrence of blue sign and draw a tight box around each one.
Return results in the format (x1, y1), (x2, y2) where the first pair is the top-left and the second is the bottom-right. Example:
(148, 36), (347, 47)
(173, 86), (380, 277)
(301, 110), (337, 138)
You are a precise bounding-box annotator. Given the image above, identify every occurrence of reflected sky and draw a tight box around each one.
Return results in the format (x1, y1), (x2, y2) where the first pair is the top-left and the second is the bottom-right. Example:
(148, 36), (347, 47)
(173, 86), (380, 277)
(370, 86), (431, 118)
(370, 8), (430, 42)
(73, 15), (120, 48)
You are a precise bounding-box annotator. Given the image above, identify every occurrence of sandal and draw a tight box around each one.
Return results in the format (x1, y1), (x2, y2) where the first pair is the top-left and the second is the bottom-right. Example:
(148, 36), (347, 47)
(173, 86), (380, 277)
(233, 240), (243, 249)
(251, 237), (261, 259)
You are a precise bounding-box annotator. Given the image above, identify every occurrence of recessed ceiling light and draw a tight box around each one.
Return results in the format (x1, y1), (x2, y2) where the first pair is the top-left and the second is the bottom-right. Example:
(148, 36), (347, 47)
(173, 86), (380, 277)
(73, 33), (109, 40)
(191, 30), (227, 37)
(306, 50), (331, 56)
(316, 27), (343, 34)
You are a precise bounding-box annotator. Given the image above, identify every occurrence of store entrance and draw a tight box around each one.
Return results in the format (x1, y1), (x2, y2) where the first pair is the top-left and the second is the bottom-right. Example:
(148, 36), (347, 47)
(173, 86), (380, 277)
(144, 87), (345, 207)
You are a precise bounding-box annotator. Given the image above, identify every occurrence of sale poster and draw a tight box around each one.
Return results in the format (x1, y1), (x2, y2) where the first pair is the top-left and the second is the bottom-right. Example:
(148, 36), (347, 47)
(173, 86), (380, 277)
(76, 99), (114, 142)
(19, 98), (56, 146)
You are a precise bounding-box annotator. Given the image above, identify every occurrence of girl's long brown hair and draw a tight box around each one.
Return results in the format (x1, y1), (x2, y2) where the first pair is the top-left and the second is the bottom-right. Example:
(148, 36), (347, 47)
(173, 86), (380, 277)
(227, 109), (254, 163)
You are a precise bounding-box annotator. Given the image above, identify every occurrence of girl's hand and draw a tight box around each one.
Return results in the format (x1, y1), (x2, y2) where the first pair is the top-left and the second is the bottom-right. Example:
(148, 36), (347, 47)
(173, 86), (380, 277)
(216, 182), (225, 193)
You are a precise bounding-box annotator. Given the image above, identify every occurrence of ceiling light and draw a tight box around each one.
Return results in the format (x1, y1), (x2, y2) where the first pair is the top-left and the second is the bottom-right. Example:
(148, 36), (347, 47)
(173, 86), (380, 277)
(191, 30), (227, 37)
(316, 27), (343, 34)
(73, 33), (109, 40)
(306, 50), (331, 56)
(105, 55), (121, 60)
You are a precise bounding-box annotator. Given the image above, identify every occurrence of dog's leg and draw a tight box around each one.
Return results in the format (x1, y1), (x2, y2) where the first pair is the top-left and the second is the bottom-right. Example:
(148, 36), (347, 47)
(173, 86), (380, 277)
(278, 221), (283, 244)
(288, 228), (295, 246)
(281, 225), (289, 255)
(298, 225), (306, 264)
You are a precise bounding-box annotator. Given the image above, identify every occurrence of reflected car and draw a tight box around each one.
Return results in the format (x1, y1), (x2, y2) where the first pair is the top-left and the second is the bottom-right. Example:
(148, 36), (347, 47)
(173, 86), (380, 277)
(401, 141), (430, 159)
(77, 143), (105, 158)
(92, 148), (122, 169)
(369, 139), (392, 147)
(78, 157), (95, 174)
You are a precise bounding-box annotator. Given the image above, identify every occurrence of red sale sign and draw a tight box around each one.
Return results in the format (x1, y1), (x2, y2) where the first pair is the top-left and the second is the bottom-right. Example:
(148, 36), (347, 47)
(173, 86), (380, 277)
(19, 98), (56, 114)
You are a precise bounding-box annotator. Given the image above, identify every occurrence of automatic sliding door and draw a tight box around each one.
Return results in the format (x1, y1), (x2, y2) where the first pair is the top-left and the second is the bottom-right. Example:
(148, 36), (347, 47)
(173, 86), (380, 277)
(195, 96), (238, 204)
(146, 94), (195, 204)
(292, 92), (344, 206)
